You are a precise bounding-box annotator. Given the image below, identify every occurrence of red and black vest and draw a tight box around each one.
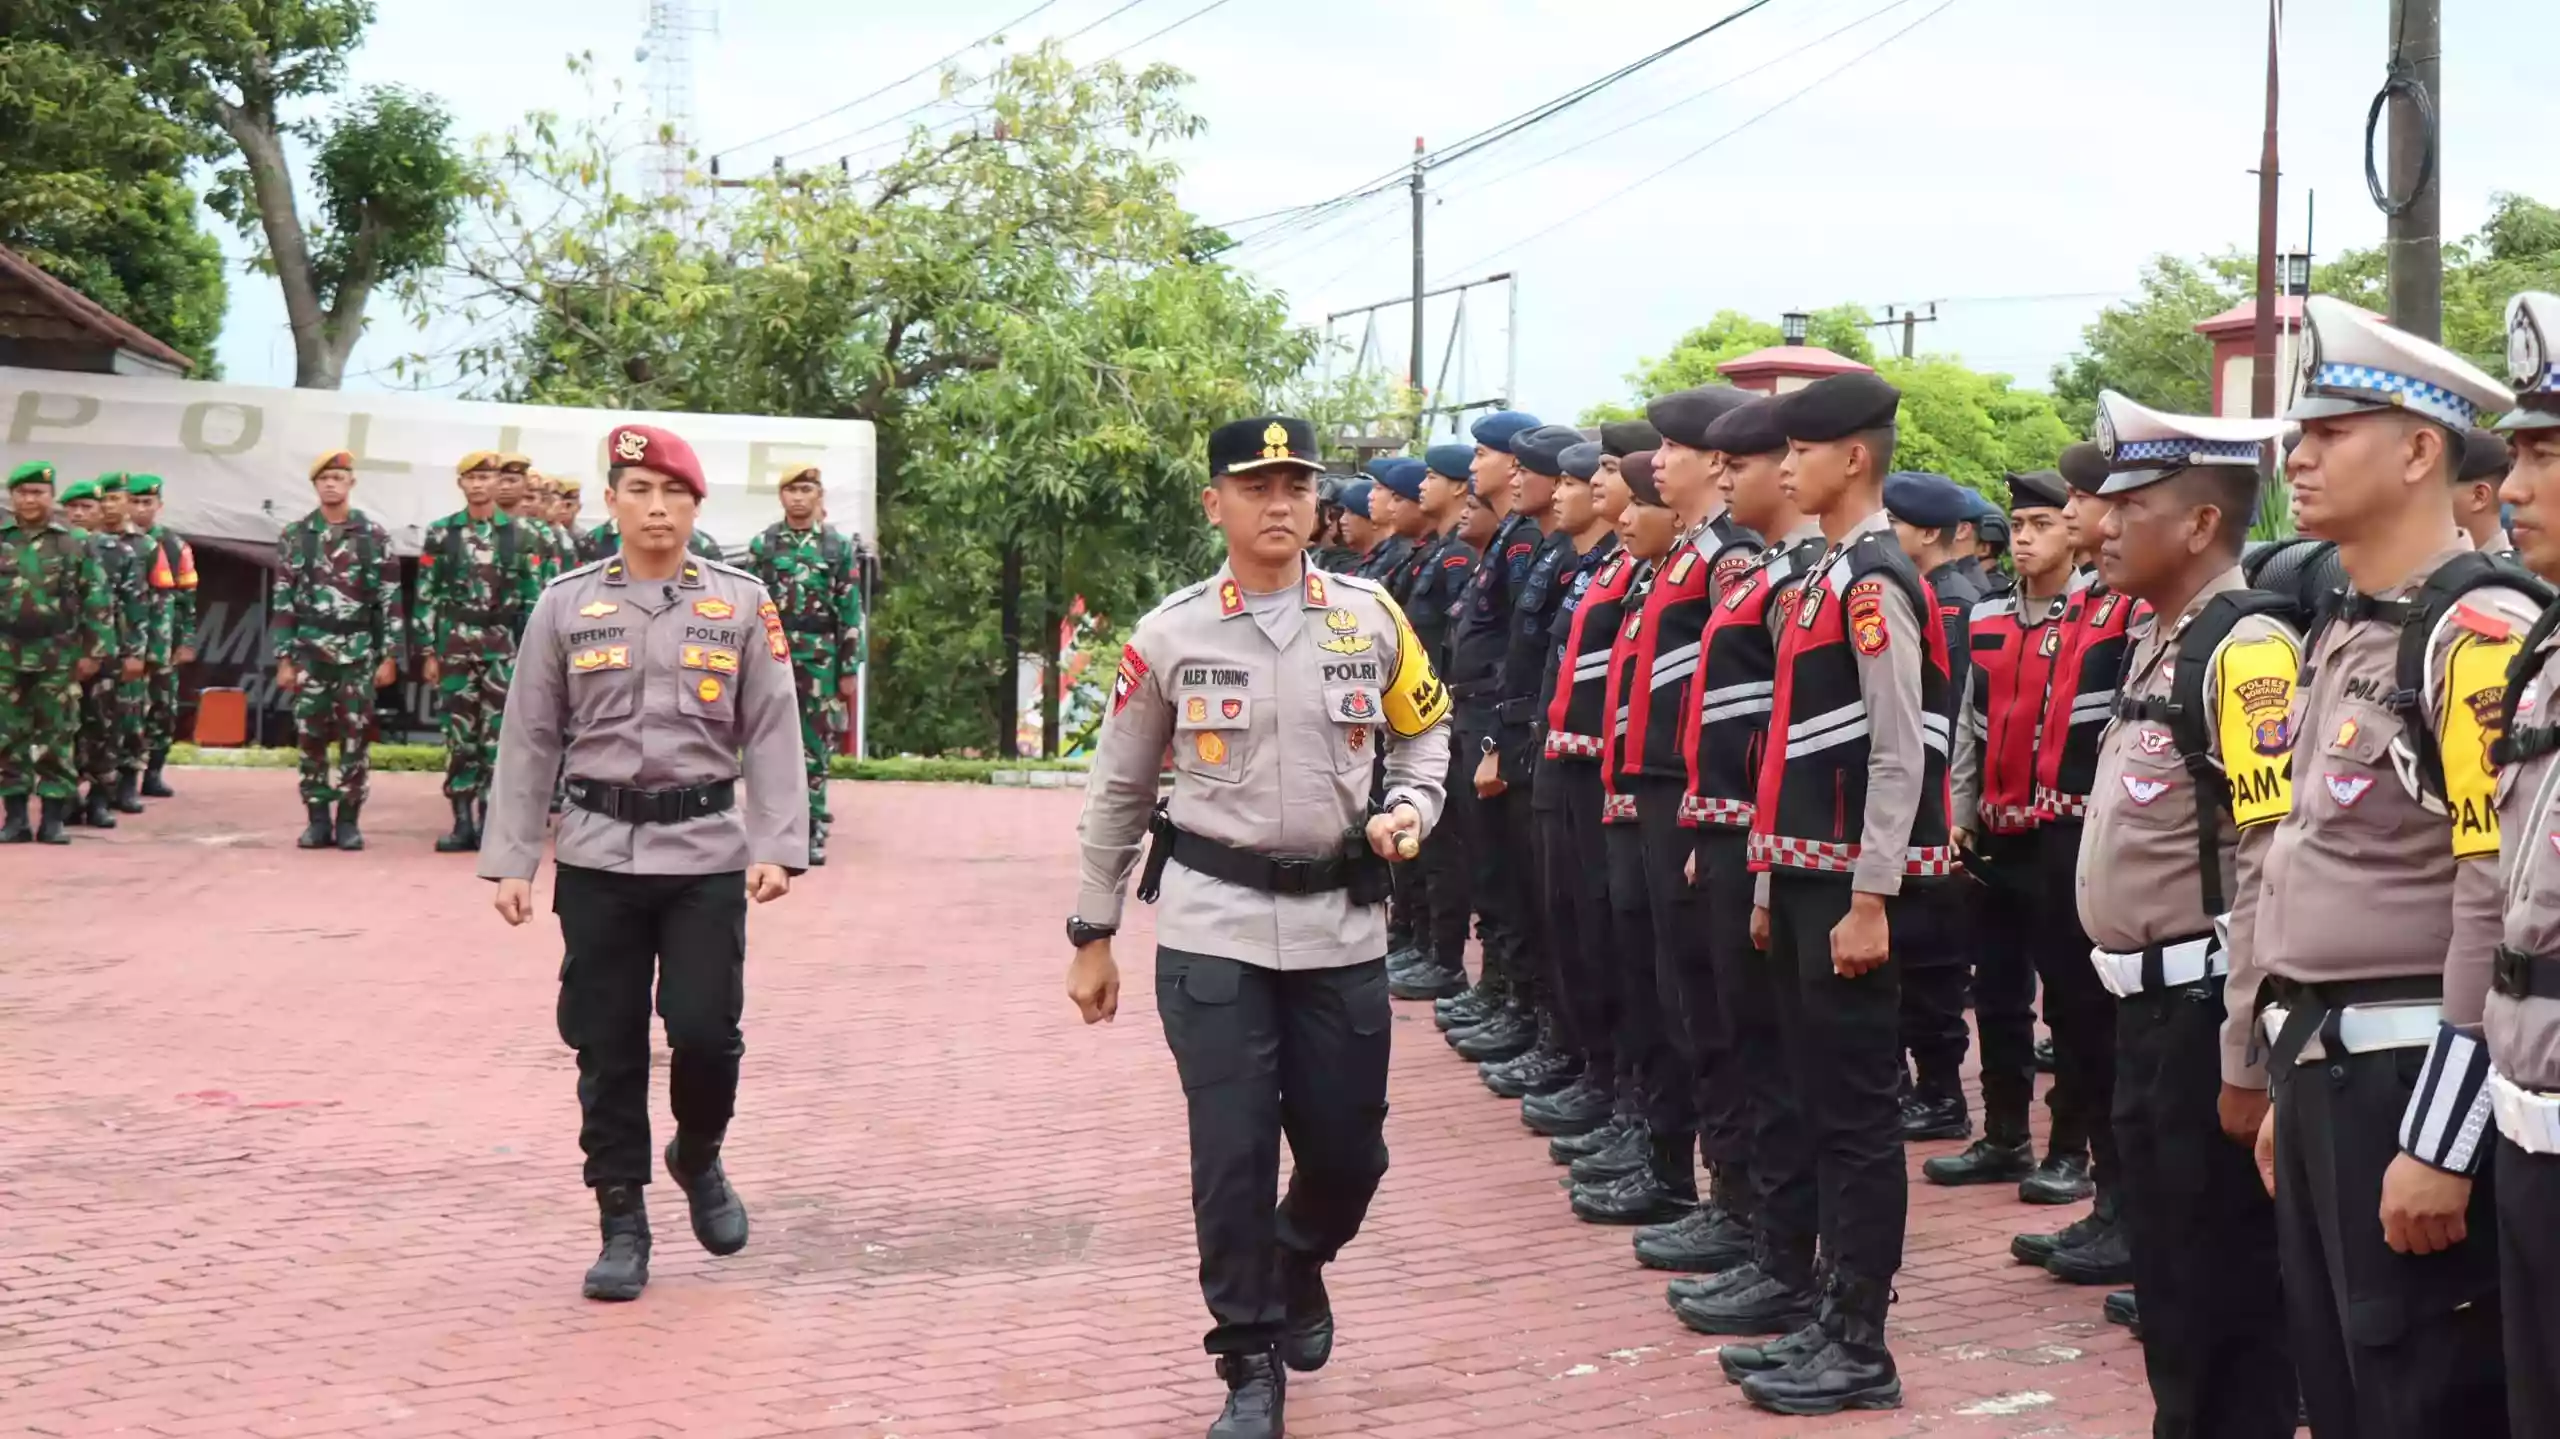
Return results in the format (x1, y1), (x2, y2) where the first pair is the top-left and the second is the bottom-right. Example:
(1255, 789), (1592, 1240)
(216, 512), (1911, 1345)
(1749, 533), (1956, 878)
(1965, 590), (2070, 834)
(1682, 533), (1825, 828)
(1619, 533), (1720, 784)
(1598, 558), (1660, 823)
(1545, 550), (1638, 761)
(2033, 576), (2144, 821)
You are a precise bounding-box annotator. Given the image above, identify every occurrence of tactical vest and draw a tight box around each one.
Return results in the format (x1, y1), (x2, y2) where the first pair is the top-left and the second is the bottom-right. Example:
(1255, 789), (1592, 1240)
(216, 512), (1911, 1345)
(1750, 535), (1956, 879)
(1404, 530), (1476, 664)
(1600, 560), (1659, 790)
(2034, 578), (2141, 820)
(1968, 591), (2070, 834)
(1448, 512), (1534, 701)
(147, 529), (196, 592)
(1620, 535), (1720, 782)
(1545, 551), (1636, 760)
(1497, 529), (1578, 729)
(1683, 534), (1825, 828)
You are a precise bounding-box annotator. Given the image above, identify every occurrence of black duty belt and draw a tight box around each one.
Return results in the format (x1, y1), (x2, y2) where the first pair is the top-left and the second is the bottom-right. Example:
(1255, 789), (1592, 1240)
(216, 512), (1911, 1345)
(2494, 945), (2560, 1001)
(565, 777), (735, 824)
(1134, 807), (1389, 905)
(2258, 973), (2442, 1070)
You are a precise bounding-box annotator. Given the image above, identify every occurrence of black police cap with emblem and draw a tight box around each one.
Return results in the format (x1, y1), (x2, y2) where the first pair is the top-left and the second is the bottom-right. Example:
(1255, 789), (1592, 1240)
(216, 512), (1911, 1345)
(1645, 386), (1756, 449)
(1209, 416), (1323, 478)
(1770, 371), (1900, 443)
(1598, 420), (1661, 458)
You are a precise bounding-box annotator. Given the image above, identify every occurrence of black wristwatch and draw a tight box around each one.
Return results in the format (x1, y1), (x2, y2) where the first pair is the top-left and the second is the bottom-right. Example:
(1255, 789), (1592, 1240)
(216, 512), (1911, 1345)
(1067, 917), (1117, 948)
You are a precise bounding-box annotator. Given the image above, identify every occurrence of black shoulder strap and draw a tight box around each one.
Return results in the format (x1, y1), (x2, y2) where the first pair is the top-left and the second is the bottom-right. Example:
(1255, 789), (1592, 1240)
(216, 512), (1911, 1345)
(2391, 552), (2556, 802)
(2494, 602), (2560, 766)
(1843, 535), (1930, 628)
(299, 516), (322, 574)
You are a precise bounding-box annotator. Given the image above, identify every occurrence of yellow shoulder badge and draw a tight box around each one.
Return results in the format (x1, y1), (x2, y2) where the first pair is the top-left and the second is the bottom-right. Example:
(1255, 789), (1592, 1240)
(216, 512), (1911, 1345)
(1378, 595), (1450, 739)
(2443, 628), (2523, 860)
(2214, 633), (2300, 830)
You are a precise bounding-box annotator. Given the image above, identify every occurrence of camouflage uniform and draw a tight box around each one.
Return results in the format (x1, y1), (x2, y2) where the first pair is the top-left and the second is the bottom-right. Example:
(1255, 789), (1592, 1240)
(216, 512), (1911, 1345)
(745, 520), (863, 855)
(583, 520), (724, 564)
(74, 518), (149, 799)
(129, 497), (198, 786)
(273, 508), (405, 806)
(1, 514), (112, 808)
(416, 509), (542, 805)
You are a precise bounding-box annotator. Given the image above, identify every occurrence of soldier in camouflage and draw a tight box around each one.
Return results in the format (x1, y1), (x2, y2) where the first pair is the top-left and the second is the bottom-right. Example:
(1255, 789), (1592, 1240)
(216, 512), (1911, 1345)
(125, 474), (196, 800)
(745, 464), (863, 866)
(90, 473), (157, 813)
(274, 450), (407, 851)
(2, 462), (113, 844)
(497, 456), (568, 585)
(418, 450), (545, 852)
(57, 478), (149, 829)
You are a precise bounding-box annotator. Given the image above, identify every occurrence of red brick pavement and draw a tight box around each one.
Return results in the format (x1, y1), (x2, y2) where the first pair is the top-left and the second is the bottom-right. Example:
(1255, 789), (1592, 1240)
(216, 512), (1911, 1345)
(1, 770), (2155, 1437)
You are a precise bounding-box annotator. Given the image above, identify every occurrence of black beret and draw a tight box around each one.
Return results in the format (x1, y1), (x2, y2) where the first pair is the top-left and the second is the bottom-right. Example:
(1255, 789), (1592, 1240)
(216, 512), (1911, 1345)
(1599, 420), (1662, 458)
(1702, 397), (1787, 457)
(1769, 372), (1900, 443)
(2461, 427), (2513, 484)
(2056, 442), (2110, 494)
(1622, 449), (1666, 506)
(1559, 441), (1604, 480)
(1209, 415), (1323, 478)
(1512, 424), (1585, 478)
(2006, 469), (2068, 509)
(1645, 386), (1756, 449)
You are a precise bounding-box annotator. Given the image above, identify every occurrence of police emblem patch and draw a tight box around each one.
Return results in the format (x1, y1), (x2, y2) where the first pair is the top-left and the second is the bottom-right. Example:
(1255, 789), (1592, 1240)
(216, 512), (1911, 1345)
(1846, 578), (1889, 656)
(2239, 675), (2294, 756)
(1325, 607), (1360, 633)
(2326, 773), (2374, 807)
(1112, 645), (1148, 714)
(2333, 717), (2360, 749)
(1340, 689), (1378, 720)
(1185, 696), (1209, 723)
(696, 677), (723, 703)
(1196, 730), (1228, 765)
(1222, 697), (1243, 720)
(2466, 685), (2509, 768)
(2122, 775), (2170, 805)
(2038, 625), (2062, 658)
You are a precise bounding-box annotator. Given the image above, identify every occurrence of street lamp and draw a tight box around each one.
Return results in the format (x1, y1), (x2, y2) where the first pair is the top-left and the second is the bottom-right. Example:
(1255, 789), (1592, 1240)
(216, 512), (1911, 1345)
(2281, 252), (2312, 297)
(1781, 311), (1809, 345)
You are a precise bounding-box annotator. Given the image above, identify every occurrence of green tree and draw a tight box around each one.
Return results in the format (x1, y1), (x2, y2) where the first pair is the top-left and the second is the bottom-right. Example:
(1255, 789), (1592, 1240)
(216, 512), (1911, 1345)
(2313, 193), (2560, 379)
(16, 0), (470, 388)
(0, 36), (227, 366)
(1877, 356), (2074, 505)
(1580, 305), (1877, 423)
(452, 47), (1315, 757)
(2048, 253), (2252, 435)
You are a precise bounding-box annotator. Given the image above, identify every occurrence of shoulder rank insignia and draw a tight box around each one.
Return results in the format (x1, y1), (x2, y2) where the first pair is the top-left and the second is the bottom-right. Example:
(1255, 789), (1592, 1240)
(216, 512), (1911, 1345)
(1304, 571), (1328, 607)
(1219, 579), (1245, 617)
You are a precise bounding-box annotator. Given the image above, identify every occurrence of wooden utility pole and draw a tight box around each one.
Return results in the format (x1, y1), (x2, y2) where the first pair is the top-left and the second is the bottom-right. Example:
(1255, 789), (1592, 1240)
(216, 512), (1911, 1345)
(2250, 0), (2282, 417)
(2384, 0), (2443, 339)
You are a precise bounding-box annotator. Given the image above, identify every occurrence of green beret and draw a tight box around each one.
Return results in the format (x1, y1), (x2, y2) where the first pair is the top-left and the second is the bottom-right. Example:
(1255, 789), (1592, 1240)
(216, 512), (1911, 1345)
(7, 461), (55, 489)
(95, 471), (127, 493)
(58, 478), (99, 505)
(125, 473), (162, 496)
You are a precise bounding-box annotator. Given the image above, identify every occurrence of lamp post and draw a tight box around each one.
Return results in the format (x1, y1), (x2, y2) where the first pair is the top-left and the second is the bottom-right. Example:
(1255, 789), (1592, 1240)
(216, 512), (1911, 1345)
(1781, 311), (1809, 346)
(2281, 251), (2313, 297)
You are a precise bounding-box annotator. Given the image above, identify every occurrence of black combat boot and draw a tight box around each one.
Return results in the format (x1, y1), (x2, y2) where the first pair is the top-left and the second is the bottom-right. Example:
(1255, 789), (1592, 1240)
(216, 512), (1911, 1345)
(82, 784), (116, 828)
(2043, 1190), (2134, 1284)
(0, 794), (29, 843)
(1921, 1117), (2034, 1186)
(1898, 1090), (1969, 1142)
(1208, 1351), (1284, 1439)
(434, 795), (477, 853)
(582, 1184), (651, 1301)
(1523, 1072), (1615, 1137)
(664, 1136), (750, 1256)
(1568, 1120), (1653, 1187)
(1279, 1252), (1333, 1373)
(807, 832), (827, 867)
(334, 800), (364, 851)
(1388, 958), (1467, 1002)
(140, 749), (174, 797)
(2102, 1289), (2141, 1336)
(1635, 1164), (1753, 1272)
(1739, 1271), (1901, 1415)
(2010, 1207), (2109, 1265)
(35, 796), (69, 844)
(2034, 1034), (2057, 1071)
(297, 802), (336, 849)
(64, 785), (88, 825)
(113, 771), (145, 813)
(1571, 1131), (1695, 1225)
(1672, 1244), (1820, 1336)
(1548, 1108), (1633, 1162)
(1717, 1272), (1838, 1382)
(1434, 979), (1504, 1030)
(2019, 1148), (2094, 1205)
(1483, 1018), (1578, 1098)
(1452, 1004), (1537, 1062)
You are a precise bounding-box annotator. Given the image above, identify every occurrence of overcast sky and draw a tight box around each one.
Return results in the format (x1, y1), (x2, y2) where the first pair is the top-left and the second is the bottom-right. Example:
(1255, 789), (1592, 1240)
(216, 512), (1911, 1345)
(211, 0), (2558, 430)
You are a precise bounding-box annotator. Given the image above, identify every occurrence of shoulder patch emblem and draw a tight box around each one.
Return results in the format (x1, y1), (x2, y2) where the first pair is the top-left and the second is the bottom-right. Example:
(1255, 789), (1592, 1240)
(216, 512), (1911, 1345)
(1442, 554), (1469, 570)
(1506, 542), (1534, 562)
(1712, 552), (1754, 591)
(1304, 571), (1328, 607)
(577, 600), (618, 618)
(1222, 697), (1243, 720)
(693, 598), (735, 619)
(758, 600), (788, 660)
(1846, 577), (1889, 656)
(1112, 644), (1148, 715)
(1185, 696), (1209, 723)
(2091, 594), (2121, 628)
(2326, 773), (2375, 807)
(2122, 775), (2170, 805)
(2238, 674), (2295, 755)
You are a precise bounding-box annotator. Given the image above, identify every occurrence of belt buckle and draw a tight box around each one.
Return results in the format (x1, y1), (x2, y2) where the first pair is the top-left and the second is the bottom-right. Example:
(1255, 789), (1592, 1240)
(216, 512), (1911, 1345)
(2495, 946), (2531, 999)
(1270, 857), (1316, 895)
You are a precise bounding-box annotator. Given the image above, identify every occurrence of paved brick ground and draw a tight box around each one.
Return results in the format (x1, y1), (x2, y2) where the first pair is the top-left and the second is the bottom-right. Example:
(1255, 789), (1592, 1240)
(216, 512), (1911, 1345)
(2, 770), (2154, 1437)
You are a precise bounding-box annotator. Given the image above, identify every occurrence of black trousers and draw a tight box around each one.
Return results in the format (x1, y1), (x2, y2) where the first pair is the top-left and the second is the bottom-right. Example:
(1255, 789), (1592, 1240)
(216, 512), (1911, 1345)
(1895, 887), (1973, 1100)
(552, 864), (748, 1188)
(2114, 980), (2294, 1439)
(2498, 1137), (2560, 1436)
(1698, 827), (1788, 1214)
(2034, 821), (2118, 1180)
(1763, 873), (1907, 1282)
(1425, 746), (1477, 973)
(1602, 818), (1674, 1126)
(1534, 763), (1610, 1061)
(1156, 948), (1392, 1355)
(1494, 780), (1547, 1008)
(2272, 1043), (2506, 1439)
(1968, 829), (2043, 1133)
(1633, 781), (1741, 1167)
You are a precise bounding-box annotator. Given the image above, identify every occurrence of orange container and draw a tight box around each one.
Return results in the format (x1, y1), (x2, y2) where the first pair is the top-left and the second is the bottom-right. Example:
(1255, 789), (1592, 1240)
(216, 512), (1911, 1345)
(192, 687), (248, 747)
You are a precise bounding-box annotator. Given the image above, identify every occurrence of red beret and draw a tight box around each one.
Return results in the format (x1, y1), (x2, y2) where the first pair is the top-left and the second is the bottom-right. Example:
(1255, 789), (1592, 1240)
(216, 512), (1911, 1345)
(606, 423), (706, 499)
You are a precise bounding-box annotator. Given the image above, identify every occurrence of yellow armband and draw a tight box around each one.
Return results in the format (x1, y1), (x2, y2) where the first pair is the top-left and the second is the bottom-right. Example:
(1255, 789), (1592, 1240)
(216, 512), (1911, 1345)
(2214, 633), (2301, 830)
(1379, 595), (1450, 739)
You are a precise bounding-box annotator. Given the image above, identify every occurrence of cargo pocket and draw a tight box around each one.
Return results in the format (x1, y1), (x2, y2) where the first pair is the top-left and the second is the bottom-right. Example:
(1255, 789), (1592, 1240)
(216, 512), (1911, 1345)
(570, 665), (639, 727)
(1346, 963), (1392, 1037)
(1157, 951), (1246, 1091)
(554, 951), (580, 1048)
(1171, 691), (1249, 785)
(1324, 684), (1383, 774)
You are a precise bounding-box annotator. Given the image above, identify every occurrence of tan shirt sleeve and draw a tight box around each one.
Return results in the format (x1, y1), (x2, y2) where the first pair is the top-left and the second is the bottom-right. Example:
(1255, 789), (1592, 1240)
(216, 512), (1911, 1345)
(737, 581), (810, 872)
(1074, 618), (1177, 928)
(1852, 579), (1928, 896)
(479, 584), (570, 883)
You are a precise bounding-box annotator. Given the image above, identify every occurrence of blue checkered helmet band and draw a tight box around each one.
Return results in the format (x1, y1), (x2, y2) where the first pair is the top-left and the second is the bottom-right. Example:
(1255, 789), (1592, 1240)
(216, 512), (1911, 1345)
(2307, 362), (2479, 428)
(2113, 437), (2265, 466)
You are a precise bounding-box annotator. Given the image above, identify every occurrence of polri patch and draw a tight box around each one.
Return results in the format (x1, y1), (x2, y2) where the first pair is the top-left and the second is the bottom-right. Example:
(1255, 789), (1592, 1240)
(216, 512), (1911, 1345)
(1112, 645), (1149, 715)
(1846, 578), (1889, 656)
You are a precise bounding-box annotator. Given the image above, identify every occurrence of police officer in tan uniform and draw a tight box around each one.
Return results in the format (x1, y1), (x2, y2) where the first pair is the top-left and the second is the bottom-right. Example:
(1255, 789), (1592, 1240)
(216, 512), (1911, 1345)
(2075, 392), (2297, 1434)
(2222, 294), (2540, 1439)
(1065, 415), (1450, 1439)
(481, 422), (808, 1305)
(2472, 289), (2560, 1433)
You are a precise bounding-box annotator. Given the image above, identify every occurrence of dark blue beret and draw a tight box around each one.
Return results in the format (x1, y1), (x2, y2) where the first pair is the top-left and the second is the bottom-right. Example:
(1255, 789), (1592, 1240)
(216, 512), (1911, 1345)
(1470, 410), (1544, 454)
(1338, 478), (1374, 518)
(1599, 420), (1661, 458)
(1559, 441), (1604, 480)
(1424, 443), (1475, 482)
(1702, 397), (1786, 457)
(1512, 424), (1584, 477)
(1884, 471), (1973, 529)
(1770, 372), (1900, 443)
(1369, 456), (1425, 501)
(1645, 386), (1755, 449)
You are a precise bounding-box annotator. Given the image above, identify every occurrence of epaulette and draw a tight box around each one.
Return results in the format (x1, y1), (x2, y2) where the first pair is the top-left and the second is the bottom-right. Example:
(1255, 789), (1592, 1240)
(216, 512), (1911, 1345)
(1145, 578), (1216, 621)
(544, 557), (610, 589)
(699, 555), (763, 585)
(1324, 570), (1385, 597)
(1969, 595), (2015, 623)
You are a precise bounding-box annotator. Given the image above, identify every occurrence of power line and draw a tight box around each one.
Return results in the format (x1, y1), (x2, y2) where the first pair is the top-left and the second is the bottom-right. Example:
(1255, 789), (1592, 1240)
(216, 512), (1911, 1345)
(1094, 0), (1240, 62)
(1432, 0), (1958, 282)
(713, 0), (1066, 161)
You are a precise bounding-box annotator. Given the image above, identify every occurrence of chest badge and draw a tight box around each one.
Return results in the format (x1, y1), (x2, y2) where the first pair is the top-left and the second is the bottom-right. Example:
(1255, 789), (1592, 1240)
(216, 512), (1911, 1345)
(693, 598), (735, 620)
(1195, 731), (1228, 765)
(1325, 607), (1359, 633)
(1348, 724), (1368, 753)
(2122, 775), (2170, 805)
(1221, 697), (1243, 720)
(1340, 690), (1377, 720)
(577, 600), (619, 618)
(696, 677), (724, 703)
(1185, 696), (1209, 723)
(2326, 773), (2375, 807)
(2038, 626), (2062, 658)
(2334, 717), (2360, 749)
(2136, 729), (2175, 756)
(1321, 629), (1374, 655)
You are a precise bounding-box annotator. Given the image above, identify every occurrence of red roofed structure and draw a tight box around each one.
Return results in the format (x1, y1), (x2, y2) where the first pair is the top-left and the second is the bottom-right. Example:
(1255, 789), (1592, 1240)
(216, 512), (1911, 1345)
(0, 243), (195, 378)
(1717, 343), (1875, 395)
(2190, 294), (2382, 416)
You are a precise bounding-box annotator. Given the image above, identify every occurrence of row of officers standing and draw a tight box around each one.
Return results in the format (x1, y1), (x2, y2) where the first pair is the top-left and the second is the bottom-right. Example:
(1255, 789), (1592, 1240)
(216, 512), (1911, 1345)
(1070, 288), (2560, 1439)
